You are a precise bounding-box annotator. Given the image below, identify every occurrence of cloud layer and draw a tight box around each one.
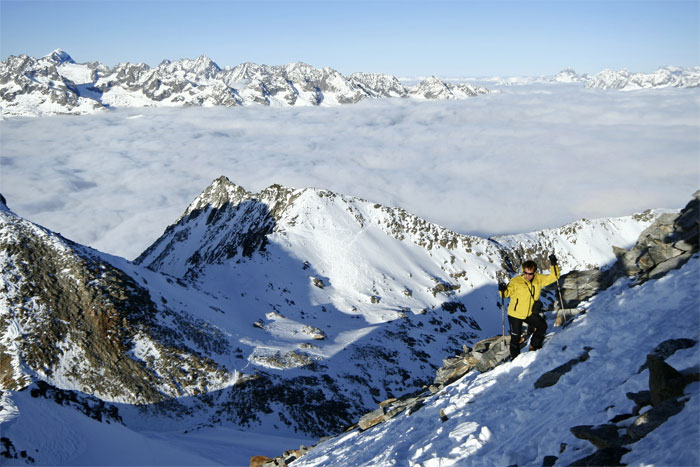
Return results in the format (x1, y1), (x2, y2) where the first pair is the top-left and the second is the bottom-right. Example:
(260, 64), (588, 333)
(1, 84), (698, 260)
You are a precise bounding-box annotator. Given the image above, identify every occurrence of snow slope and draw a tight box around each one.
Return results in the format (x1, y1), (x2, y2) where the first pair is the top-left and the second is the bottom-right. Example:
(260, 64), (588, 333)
(294, 255), (700, 466)
(0, 180), (689, 466)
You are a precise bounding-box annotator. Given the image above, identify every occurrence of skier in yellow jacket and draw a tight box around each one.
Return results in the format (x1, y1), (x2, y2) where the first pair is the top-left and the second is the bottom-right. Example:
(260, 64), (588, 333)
(498, 254), (560, 359)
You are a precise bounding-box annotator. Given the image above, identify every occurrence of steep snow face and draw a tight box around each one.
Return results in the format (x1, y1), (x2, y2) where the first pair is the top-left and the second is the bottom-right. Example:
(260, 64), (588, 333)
(135, 176), (667, 379)
(294, 255), (700, 467)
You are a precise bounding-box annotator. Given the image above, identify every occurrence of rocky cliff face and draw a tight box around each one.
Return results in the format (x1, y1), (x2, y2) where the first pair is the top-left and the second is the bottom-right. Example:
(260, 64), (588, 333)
(0, 198), (240, 403)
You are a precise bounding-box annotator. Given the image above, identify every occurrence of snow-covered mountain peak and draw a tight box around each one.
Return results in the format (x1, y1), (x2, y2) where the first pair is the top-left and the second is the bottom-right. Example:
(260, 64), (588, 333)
(159, 54), (222, 80)
(181, 175), (251, 217)
(44, 48), (75, 64)
(552, 67), (588, 83)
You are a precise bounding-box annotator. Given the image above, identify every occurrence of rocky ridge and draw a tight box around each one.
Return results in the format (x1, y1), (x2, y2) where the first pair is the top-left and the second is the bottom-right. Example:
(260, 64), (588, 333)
(0, 50), (490, 117)
(0, 197), (241, 403)
(0, 179), (688, 465)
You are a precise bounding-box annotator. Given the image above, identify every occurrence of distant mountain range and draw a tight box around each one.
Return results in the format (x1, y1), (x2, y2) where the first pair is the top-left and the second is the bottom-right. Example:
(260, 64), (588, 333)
(0, 50), (490, 117)
(477, 65), (700, 88)
(1, 50), (698, 117)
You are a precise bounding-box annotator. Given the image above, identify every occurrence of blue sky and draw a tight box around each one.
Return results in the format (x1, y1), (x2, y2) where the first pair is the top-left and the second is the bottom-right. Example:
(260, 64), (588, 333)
(1, 0), (698, 76)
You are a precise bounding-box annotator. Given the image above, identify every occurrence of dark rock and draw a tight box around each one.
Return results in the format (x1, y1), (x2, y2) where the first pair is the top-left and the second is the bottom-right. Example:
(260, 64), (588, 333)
(637, 338), (697, 373)
(542, 455), (558, 467)
(647, 355), (687, 406)
(570, 424), (621, 449)
(609, 413), (635, 423)
(441, 301), (466, 314)
(626, 397), (686, 443)
(625, 390), (652, 409)
(569, 446), (630, 466)
(407, 398), (425, 415)
(534, 350), (590, 389)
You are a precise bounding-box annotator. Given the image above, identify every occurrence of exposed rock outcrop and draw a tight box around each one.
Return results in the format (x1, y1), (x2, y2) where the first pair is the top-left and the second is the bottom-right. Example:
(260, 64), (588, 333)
(568, 344), (699, 465)
(555, 191), (699, 313)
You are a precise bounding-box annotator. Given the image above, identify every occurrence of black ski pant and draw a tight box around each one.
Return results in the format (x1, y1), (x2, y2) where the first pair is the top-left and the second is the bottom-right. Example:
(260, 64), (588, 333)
(508, 313), (547, 359)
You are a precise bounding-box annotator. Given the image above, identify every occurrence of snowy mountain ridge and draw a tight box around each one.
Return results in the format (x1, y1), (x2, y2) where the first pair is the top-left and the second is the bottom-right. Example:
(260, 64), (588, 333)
(465, 65), (699, 89)
(0, 50), (490, 117)
(3, 50), (699, 117)
(1, 179), (697, 466)
(586, 66), (700, 91)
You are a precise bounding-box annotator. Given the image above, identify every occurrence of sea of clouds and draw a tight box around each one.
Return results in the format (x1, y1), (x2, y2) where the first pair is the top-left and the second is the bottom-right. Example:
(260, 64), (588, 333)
(1, 84), (698, 260)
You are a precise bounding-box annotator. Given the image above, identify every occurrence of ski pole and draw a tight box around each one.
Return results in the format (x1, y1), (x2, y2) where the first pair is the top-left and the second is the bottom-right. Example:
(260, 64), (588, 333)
(501, 296), (506, 337)
(497, 272), (506, 337)
(549, 254), (565, 310)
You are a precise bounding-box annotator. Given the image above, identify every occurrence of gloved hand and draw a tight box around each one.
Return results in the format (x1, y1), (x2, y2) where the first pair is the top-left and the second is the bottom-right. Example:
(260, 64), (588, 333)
(498, 282), (507, 293)
(549, 254), (558, 266)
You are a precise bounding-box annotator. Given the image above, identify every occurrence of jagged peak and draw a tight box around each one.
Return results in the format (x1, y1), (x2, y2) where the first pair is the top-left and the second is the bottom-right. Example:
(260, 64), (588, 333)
(0, 193), (8, 212)
(44, 49), (74, 64)
(182, 176), (250, 217)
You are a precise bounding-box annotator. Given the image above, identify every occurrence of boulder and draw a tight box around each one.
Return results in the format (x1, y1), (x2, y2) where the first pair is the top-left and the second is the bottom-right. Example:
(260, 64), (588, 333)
(556, 269), (618, 309)
(637, 338), (697, 373)
(250, 455), (272, 467)
(625, 390), (652, 414)
(570, 424), (621, 449)
(620, 192), (699, 283)
(473, 336), (510, 373)
(433, 356), (475, 387)
(554, 307), (586, 327)
(626, 398), (686, 443)
(556, 191), (699, 309)
(358, 407), (386, 431)
(647, 355), (687, 406)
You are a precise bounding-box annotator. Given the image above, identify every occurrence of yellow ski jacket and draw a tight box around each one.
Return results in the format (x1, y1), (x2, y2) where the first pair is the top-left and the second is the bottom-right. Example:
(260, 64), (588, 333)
(501, 266), (561, 319)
